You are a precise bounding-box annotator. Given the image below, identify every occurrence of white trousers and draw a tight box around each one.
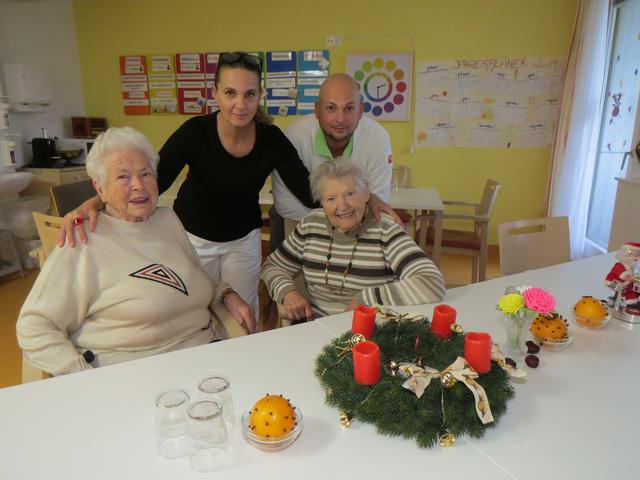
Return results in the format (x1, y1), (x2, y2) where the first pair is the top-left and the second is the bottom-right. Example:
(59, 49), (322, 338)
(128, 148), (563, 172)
(187, 228), (261, 316)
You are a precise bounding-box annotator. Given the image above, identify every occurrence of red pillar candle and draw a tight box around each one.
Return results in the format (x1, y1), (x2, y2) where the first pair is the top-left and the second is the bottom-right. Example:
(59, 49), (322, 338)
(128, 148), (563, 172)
(352, 341), (381, 385)
(464, 332), (493, 374)
(352, 305), (377, 339)
(431, 304), (457, 339)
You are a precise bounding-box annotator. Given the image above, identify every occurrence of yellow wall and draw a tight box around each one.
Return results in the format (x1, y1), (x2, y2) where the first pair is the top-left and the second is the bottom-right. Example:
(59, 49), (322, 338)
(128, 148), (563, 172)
(74, 0), (578, 242)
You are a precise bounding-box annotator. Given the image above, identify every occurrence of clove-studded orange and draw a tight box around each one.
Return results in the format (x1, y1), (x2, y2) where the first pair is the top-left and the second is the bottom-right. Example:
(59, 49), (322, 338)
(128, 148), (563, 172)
(249, 394), (296, 438)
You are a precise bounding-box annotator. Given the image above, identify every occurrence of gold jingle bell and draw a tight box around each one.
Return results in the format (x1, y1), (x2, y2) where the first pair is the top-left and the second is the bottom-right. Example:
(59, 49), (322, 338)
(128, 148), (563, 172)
(440, 371), (457, 389)
(439, 431), (456, 447)
(450, 324), (465, 335)
(350, 334), (366, 346)
(339, 411), (351, 428)
(387, 360), (400, 376)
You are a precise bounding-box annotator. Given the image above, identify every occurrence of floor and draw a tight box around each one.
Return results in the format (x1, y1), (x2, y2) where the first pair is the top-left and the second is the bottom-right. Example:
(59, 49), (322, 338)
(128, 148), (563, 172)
(0, 247), (501, 390)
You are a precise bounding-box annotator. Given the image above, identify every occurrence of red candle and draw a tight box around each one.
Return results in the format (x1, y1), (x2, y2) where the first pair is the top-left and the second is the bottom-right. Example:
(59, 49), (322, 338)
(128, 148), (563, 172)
(431, 304), (457, 339)
(464, 332), (493, 374)
(352, 305), (377, 339)
(352, 341), (381, 385)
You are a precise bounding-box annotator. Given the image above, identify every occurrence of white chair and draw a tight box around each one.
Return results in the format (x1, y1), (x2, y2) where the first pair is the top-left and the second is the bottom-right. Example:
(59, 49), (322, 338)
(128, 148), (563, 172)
(498, 216), (571, 275)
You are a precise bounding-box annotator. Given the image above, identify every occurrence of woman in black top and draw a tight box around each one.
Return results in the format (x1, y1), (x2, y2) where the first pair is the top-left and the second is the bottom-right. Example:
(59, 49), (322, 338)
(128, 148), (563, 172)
(155, 53), (315, 319)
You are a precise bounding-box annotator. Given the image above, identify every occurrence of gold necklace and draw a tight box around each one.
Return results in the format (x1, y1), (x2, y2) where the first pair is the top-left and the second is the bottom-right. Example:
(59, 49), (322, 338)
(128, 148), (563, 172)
(324, 226), (360, 294)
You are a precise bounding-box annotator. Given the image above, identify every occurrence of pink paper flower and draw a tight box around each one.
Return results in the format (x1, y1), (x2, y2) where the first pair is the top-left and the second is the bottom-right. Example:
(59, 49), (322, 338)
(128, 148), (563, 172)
(522, 287), (555, 314)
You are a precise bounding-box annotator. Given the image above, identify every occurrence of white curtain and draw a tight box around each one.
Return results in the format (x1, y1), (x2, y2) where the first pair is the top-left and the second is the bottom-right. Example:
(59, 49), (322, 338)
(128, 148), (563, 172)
(546, 0), (612, 259)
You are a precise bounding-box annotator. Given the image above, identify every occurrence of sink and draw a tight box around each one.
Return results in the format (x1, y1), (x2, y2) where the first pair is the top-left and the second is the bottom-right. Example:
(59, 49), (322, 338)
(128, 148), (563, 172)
(0, 172), (34, 198)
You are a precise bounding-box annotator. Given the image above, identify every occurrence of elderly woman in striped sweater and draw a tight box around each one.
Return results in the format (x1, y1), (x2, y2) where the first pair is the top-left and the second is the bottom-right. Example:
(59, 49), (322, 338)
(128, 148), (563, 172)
(261, 159), (445, 322)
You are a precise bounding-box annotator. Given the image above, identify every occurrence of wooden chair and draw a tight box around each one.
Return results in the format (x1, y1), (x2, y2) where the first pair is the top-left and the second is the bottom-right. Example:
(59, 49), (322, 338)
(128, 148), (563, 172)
(416, 179), (501, 283)
(22, 212), (246, 383)
(498, 216), (571, 275)
(50, 179), (96, 216)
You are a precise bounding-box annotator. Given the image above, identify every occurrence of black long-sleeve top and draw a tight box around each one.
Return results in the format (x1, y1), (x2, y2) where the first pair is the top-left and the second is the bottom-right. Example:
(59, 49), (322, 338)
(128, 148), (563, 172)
(158, 112), (314, 242)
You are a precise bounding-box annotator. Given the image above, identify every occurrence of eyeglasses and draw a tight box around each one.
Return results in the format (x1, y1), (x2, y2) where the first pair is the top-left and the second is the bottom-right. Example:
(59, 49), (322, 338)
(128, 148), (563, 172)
(218, 52), (262, 74)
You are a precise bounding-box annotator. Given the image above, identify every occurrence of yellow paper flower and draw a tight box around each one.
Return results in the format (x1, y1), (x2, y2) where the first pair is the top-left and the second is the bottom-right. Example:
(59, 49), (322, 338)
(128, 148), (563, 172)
(498, 293), (524, 315)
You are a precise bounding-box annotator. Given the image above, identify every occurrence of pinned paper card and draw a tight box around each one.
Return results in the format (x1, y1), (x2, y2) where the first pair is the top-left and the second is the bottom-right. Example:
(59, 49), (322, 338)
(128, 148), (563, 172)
(266, 51), (297, 115)
(120, 55), (150, 115)
(204, 53), (220, 113)
(176, 53), (206, 115)
(298, 50), (330, 76)
(297, 50), (329, 115)
(147, 55), (177, 114)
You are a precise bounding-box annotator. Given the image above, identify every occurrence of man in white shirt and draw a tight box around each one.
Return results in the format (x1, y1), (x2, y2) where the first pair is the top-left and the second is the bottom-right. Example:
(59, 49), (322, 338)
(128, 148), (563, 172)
(270, 73), (393, 249)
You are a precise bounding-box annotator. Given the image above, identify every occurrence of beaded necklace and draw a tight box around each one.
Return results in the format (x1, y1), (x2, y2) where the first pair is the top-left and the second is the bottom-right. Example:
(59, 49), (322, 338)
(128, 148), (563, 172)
(324, 226), (360, 294)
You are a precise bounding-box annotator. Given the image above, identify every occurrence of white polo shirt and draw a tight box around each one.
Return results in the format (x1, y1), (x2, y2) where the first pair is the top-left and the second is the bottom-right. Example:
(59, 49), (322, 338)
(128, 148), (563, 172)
(272, 114), (393, 221)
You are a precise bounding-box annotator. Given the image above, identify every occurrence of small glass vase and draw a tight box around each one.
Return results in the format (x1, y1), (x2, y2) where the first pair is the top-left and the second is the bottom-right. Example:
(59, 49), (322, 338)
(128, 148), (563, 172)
(503, 312), (534, 358)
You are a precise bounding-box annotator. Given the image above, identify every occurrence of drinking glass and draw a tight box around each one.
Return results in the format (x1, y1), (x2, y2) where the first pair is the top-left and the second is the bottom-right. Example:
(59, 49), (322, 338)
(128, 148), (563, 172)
(154, 389), (190, 459)
(198, 375), (235, 434)
(187, 400), (228, 472)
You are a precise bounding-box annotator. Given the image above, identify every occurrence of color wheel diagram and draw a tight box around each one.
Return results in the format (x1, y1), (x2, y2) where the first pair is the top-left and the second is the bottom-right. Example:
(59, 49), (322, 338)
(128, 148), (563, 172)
(348, 53), (412, 121)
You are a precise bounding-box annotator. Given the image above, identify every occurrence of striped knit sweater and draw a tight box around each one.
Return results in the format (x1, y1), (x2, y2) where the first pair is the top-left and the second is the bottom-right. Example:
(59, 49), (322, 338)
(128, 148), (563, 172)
(261, 209), (446, 317)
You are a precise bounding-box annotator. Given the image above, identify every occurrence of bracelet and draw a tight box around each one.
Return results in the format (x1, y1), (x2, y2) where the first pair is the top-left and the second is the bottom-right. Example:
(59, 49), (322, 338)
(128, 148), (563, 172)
(220, 287), (236, 303)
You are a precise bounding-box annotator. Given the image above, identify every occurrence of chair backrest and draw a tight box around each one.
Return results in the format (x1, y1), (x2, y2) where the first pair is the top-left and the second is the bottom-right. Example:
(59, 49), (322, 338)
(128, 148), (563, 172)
(32, 212), (64, 260)
(392, 166), (410, 189)
(51, 179), (96, 217)
(477, 179), (501, 217)
(498, 216), (571, 275)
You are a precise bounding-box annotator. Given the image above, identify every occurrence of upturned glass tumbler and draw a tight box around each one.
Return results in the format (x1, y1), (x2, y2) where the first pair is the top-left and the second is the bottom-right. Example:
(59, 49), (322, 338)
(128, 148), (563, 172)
(187, 400), (228, 472)
(197, 375), (235, 434)
(154, 389), (190, 459)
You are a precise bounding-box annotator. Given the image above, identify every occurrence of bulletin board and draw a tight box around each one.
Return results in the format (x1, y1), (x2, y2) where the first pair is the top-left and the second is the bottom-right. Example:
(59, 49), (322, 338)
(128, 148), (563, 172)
(414, 57), (565, 148)
(119, 50), (329, 116)
(347, 53), (412, 121)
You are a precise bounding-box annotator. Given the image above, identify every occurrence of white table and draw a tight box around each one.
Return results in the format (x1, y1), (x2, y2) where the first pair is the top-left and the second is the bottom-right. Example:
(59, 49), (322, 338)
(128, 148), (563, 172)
(260, 185), (444, 266)
(1, 253), (637, 479)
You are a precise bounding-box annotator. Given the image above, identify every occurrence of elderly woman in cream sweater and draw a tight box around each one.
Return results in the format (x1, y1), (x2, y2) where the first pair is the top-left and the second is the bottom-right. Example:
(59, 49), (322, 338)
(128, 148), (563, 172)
(17, 127), (254, 376)
(262, 159), (446, 322)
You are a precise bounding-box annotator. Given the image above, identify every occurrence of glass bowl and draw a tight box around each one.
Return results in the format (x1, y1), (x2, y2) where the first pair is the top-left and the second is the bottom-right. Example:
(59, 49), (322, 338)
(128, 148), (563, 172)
(241, 406), (303, 452)
(531, 330), (574, 352)
(571, 297), (611, 330)
(572, 311), (611, 329)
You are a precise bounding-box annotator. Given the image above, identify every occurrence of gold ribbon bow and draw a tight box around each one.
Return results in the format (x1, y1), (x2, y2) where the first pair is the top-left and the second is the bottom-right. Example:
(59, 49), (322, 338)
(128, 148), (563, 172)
(398, 357), (495, 425)
(376, 307), (425, 322)
(376, 307), (425, 343)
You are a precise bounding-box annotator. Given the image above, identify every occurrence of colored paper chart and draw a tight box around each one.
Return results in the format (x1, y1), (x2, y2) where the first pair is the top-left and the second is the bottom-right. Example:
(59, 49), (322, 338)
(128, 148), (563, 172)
(147, 55), (177, 114)
(297, 50), (329, 115)
(266, 51), (297, 116)
(347, 53), (412, 121)
(119, 55), (150, 115)
(176, 53), (206, 115)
